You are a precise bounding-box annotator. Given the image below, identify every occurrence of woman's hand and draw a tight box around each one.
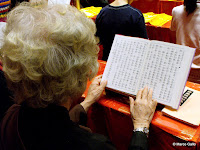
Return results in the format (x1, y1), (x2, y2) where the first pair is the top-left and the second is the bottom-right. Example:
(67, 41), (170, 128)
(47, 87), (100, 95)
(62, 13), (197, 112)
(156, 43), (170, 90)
(129, 87), (157, 129)
(80, 75), (107, 112)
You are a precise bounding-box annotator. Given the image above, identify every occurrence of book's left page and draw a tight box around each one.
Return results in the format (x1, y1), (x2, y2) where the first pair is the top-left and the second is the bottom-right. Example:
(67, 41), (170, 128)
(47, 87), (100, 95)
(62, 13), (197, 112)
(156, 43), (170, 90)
(102, 35), (151, 96)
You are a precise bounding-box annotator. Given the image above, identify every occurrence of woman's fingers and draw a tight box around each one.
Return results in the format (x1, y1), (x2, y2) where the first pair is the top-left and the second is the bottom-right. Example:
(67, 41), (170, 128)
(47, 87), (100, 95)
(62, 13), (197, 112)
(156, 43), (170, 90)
(96, 75), (102, 79)
(148, 88), (153, 102)
(92, 75), (103, 85)
(141, 86), (148, 101)
(136, 88), (142, 102)
(100, 80), (107, 89)
(151, 99), (158, 108)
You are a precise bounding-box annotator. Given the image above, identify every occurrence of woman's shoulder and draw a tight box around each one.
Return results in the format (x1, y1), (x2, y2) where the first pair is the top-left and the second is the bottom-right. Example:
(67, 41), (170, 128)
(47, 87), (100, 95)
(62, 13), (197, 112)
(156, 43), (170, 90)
(196, 3), (200, 13)
(172, 5), (185, 17)
(172, 5), (184, 13)
(17, 104), (115, 150)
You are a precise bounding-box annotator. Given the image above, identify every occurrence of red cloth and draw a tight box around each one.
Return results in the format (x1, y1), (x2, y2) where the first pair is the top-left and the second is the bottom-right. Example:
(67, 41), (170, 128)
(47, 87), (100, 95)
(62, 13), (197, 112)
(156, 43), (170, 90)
(131, 0), (160, 13)
(160, 0), (183, 15)
(98, 45), (103, 60)
(146, 21), (176, 44)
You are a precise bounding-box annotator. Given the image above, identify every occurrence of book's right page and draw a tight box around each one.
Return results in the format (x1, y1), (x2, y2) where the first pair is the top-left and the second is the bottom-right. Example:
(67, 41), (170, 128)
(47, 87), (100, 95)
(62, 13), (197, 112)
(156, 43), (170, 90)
(137, 41), (195, 109)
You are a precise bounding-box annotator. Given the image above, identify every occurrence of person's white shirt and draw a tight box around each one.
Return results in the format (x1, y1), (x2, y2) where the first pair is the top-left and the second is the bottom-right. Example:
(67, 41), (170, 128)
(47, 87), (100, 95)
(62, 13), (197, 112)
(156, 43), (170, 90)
(48, 0), (71, 5)
(0, 22), (6, 48)
(170, 4), (200, 83)
(170, 4), (200, 65)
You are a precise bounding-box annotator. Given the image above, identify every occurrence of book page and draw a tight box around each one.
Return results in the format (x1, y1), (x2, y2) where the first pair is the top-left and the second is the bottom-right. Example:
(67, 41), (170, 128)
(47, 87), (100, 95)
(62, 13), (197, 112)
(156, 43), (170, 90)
(102, 35), (150, 95)
(137, 41), (195, 108)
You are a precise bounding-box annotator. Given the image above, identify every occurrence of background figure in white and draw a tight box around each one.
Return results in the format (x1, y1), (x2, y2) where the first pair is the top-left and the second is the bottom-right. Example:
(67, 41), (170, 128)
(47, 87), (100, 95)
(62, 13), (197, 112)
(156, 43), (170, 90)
(48, 0), (71, 5)
(170, 0), (200, 83)
(0, 22), (6, 48)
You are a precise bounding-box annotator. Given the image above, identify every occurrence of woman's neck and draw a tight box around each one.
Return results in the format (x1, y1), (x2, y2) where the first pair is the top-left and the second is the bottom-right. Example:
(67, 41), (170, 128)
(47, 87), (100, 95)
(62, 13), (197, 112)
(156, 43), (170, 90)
(61, 98), (72, 110)
(110, 0), (128, 6)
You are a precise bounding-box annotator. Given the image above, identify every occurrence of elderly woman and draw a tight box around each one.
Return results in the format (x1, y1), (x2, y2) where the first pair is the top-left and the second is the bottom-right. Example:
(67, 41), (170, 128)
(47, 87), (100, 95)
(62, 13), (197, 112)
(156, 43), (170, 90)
(0, 2), (157, 150)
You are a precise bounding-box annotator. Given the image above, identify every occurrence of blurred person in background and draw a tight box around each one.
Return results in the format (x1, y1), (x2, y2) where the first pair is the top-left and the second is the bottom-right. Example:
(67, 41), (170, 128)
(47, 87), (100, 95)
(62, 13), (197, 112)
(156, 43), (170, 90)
(0, 0), (11, 22)
(80, 0), (109, 8)
(170, 0), (200, 83)
(95, 0), (148, 61)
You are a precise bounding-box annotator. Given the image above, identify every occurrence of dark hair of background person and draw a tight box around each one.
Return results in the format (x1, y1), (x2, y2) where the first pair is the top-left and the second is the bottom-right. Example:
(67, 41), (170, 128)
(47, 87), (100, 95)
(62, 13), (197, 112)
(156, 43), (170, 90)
(80, 0), (109, 8)
(10, 0), (29, 10)
(184, 0), (197, 15)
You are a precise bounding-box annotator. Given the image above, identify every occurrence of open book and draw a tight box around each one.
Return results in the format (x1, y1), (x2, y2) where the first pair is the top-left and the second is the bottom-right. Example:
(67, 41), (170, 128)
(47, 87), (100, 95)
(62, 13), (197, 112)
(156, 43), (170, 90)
(162, 87), (200, 126)
(102, 35), (195, 109)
